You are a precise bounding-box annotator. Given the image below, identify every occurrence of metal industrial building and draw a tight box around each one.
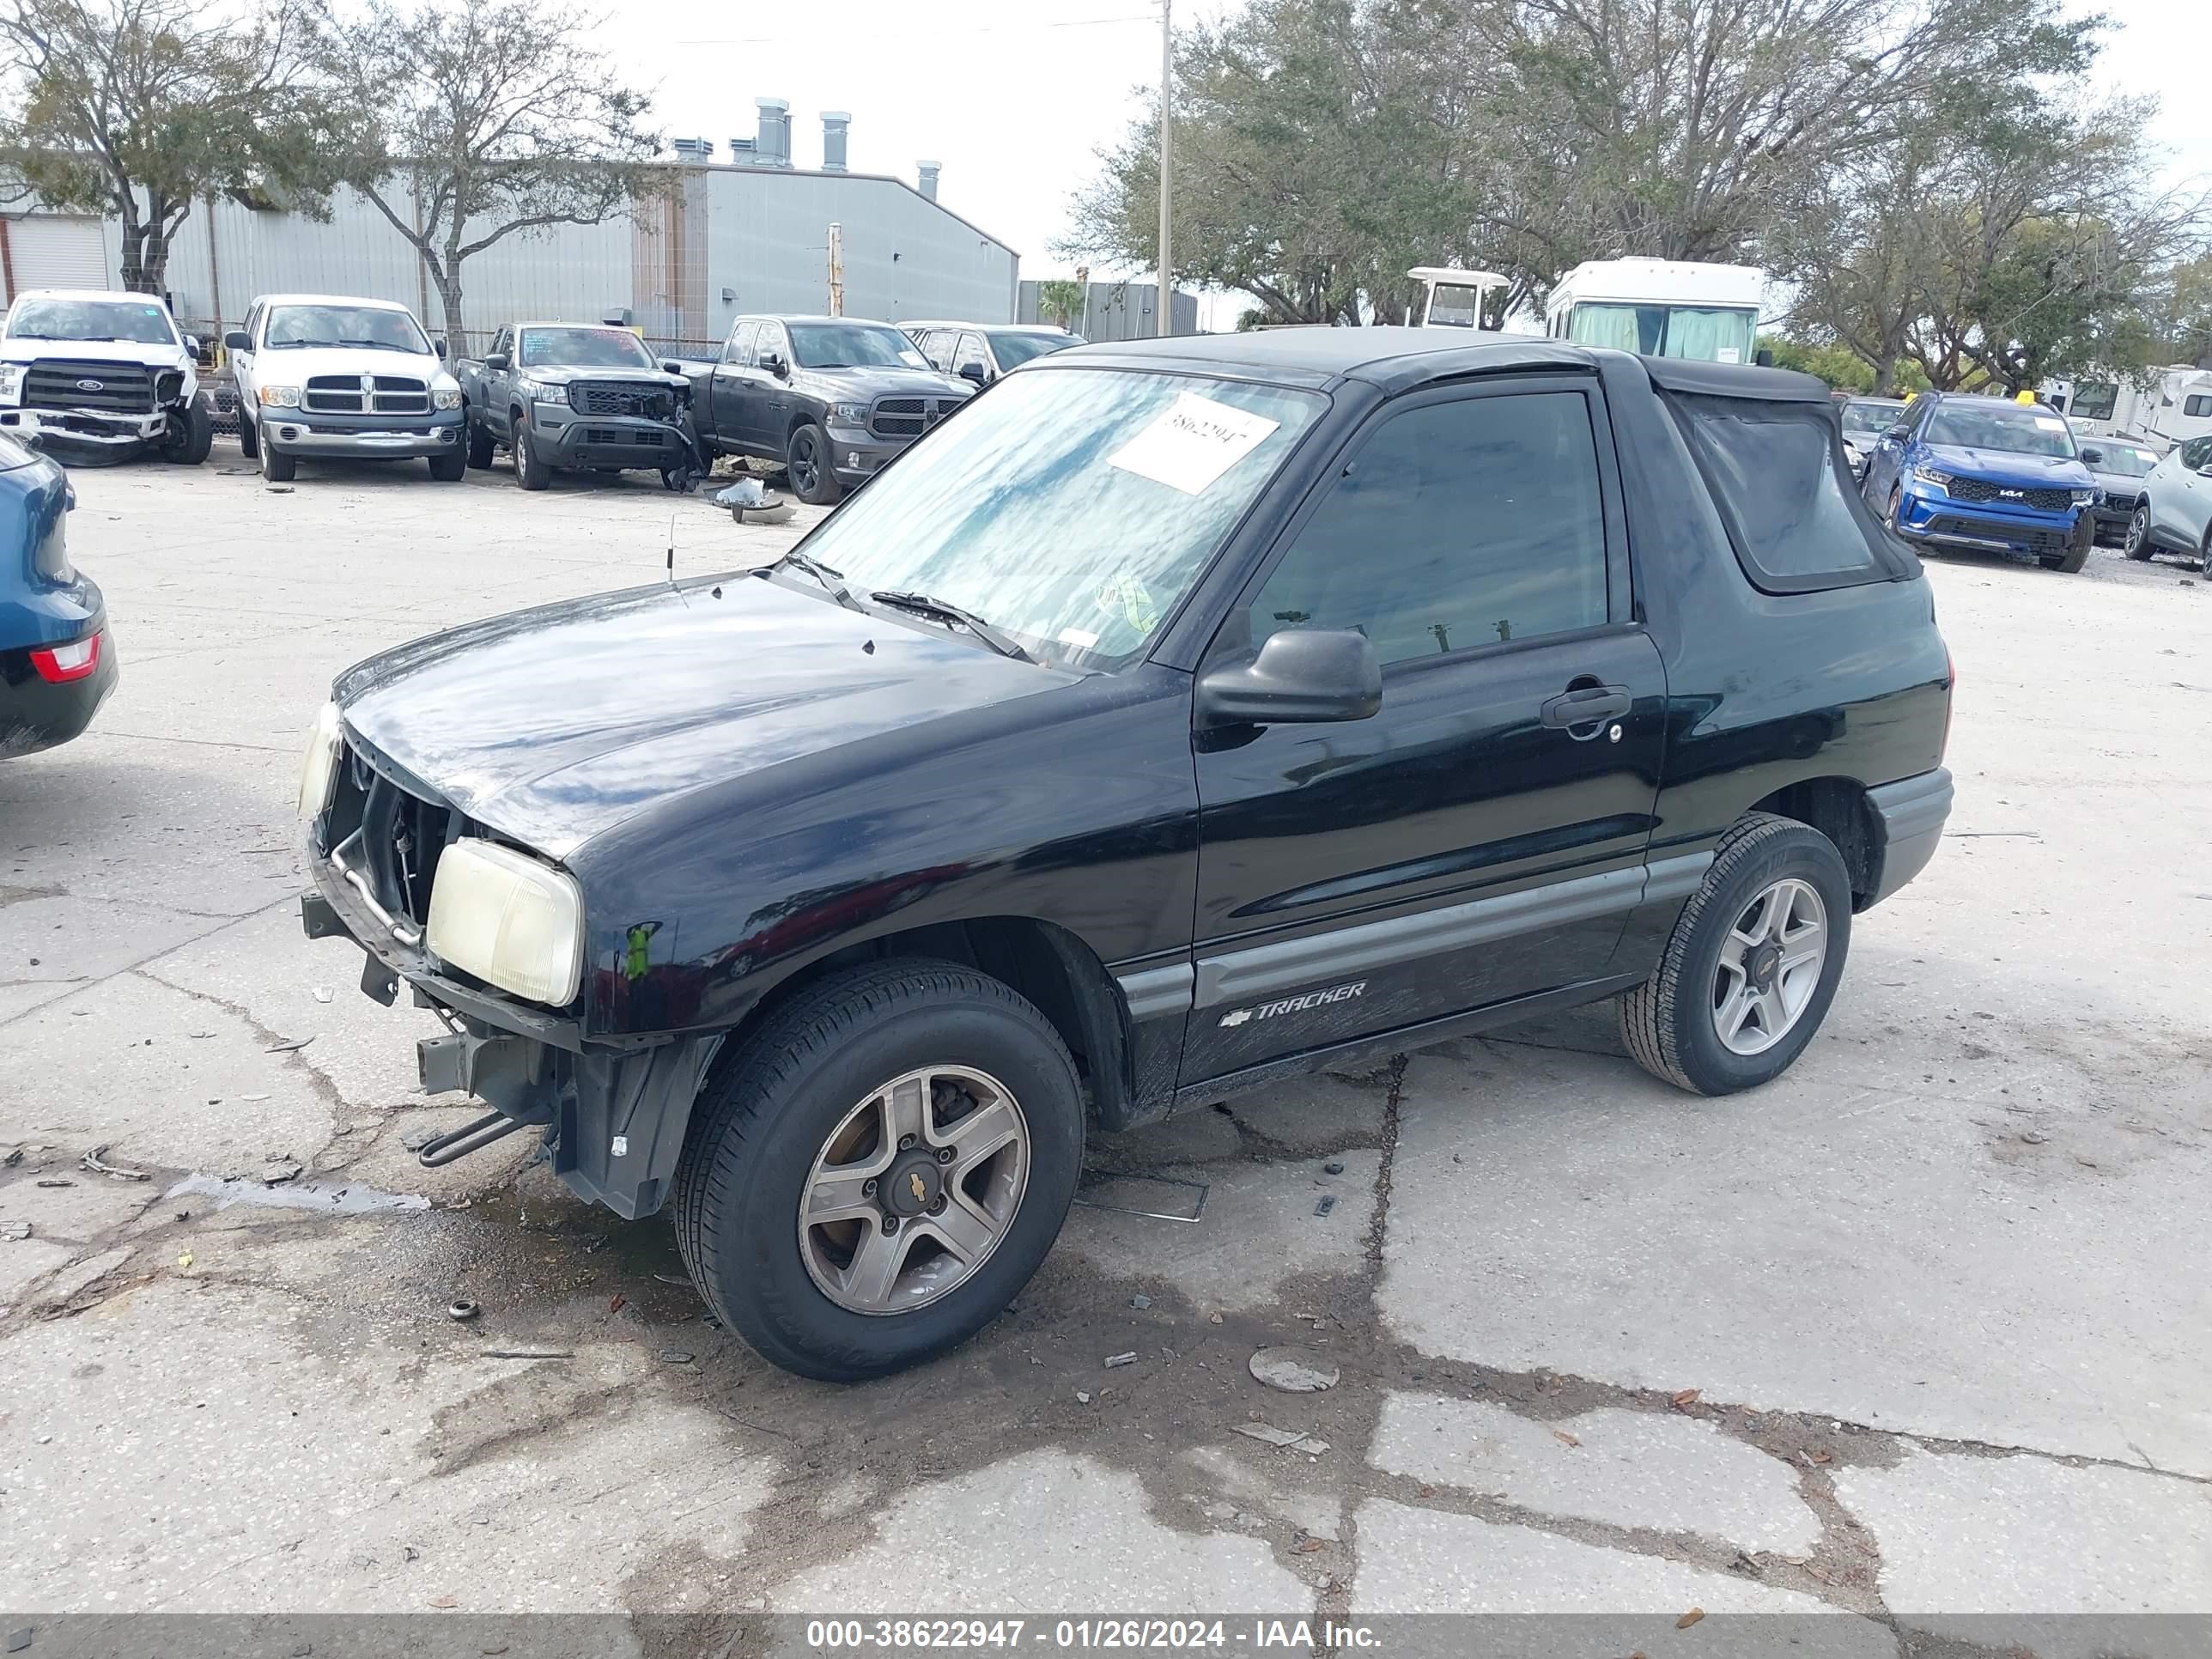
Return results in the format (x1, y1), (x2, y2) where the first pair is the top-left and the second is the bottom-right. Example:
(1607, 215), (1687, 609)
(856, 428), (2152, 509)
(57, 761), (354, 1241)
(1015, 278), (1197, 341)
(0, 102), (1019, 355)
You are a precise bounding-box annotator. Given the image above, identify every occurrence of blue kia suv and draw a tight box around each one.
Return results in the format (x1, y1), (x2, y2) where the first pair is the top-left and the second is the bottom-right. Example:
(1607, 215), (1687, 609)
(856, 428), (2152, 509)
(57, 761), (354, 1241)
(1, 430), (112, 757)
(1860, 392), (2098, 572)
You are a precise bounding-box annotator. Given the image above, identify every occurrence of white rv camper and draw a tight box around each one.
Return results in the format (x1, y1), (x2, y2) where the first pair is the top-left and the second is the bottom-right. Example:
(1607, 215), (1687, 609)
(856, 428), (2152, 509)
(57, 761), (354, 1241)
(1544, 259), (1766, 365)
(2040, 367), (2212, 452)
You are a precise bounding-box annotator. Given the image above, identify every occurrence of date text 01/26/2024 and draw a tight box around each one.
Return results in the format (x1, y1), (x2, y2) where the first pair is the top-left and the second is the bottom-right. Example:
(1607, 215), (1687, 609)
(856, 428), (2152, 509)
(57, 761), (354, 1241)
(804, 1620), (1382, 1651)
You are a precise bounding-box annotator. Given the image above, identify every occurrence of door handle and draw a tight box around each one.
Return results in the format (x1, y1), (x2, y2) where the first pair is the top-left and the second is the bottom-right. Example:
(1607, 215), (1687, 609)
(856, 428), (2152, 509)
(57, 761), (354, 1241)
(1540, 684), (1631, 732)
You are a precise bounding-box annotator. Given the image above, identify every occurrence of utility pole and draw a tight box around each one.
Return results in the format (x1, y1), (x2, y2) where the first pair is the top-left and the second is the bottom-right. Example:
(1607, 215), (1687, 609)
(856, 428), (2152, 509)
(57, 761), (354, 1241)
(827, 222), (845, 317)
(1157, 0), (1173, 337)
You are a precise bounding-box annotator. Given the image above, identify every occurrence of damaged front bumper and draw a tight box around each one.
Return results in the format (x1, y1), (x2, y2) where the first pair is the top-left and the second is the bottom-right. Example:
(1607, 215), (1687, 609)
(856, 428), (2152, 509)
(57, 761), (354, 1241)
(299, 838), (718, 1219)
(0, 404), (173, 462)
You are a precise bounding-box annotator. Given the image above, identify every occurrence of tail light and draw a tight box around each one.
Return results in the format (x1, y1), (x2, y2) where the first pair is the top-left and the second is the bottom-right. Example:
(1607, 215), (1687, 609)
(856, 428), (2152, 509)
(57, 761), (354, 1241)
(29, 629), (102, 684)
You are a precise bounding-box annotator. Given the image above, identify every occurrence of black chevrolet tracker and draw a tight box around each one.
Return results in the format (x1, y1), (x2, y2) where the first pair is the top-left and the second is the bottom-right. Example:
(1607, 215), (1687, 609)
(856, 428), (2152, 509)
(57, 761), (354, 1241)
(298, 331), (1954, 1380)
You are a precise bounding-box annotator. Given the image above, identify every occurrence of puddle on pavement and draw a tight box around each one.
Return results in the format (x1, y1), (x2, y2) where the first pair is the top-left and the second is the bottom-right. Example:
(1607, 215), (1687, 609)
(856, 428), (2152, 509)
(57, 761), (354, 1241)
(166, 1172), (433, 1214)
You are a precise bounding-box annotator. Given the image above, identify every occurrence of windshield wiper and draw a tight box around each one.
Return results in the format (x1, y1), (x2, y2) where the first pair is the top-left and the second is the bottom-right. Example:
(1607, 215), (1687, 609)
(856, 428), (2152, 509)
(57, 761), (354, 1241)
(267, 339), (340, 349)
(869, 590), (1036, 663)
(757, 550), (865, 612)
(336, 337), (415, 352)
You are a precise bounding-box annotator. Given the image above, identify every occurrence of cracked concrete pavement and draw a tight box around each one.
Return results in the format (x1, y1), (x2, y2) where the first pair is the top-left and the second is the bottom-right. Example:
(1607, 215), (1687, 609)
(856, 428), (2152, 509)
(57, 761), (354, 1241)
(3, 452), (2209, 1651)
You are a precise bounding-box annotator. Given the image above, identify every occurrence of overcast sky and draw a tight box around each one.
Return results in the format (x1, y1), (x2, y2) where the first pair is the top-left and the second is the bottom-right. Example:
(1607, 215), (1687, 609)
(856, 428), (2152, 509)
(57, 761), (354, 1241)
(595, 0), (2209, 295)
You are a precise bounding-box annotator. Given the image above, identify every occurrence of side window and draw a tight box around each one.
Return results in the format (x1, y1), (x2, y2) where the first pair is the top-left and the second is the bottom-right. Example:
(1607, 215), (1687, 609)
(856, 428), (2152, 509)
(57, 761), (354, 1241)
(1668, 393), (1891, 587)
(927, 330), (958, 371)
(242, 303), (262, 346)
(2180, 436), (2212, 470)
(489, 327), (511, 362)
(1249, 390), (1612, 665)
(2185, 394), (2212, 419)
(758, 322), (789, 365)
(957, 331), (990, 374)
(722, 320), (755, 366)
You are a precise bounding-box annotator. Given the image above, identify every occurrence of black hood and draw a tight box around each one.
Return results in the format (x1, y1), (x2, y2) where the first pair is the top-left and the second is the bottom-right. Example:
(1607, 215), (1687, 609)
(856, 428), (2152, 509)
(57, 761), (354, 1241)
(793, 362), (971, 400)
(334, 574), (1064, 861)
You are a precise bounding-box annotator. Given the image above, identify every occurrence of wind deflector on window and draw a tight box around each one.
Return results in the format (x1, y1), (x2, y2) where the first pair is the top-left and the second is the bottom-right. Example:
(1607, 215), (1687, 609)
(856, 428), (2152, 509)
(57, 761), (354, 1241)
(1660, 389), (1916, 592)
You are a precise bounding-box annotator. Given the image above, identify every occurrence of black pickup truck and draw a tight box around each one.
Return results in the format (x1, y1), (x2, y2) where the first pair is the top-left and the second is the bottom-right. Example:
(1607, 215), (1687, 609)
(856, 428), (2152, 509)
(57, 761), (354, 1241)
(454, 323), (696, 490)
(296, 331), (1954, 1382)
(684, 314), (971, 504)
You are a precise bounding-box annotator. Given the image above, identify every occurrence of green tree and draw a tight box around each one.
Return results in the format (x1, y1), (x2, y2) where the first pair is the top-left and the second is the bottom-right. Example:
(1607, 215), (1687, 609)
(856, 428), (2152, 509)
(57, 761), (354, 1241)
(1037, 278), (1086, 332)
(0, 0), (349, 294)
(317, 0), (659, 351)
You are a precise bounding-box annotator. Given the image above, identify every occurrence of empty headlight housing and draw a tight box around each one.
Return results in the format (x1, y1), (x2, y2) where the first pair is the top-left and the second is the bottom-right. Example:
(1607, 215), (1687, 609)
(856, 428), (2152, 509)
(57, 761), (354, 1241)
(2071, 488), (2095, 506)
(426, 840), (585, 1007)
(296, 701), (343, 817)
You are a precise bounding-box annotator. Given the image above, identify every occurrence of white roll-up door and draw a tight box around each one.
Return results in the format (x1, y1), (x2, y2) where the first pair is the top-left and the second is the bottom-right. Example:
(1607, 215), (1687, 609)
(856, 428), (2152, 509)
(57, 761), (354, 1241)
(4, 216), (112, 300)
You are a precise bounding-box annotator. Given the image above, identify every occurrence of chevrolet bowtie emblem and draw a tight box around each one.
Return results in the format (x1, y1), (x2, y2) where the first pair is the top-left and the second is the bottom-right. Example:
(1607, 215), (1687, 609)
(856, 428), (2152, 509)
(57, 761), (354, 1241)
(908, 1172), (927, 1204)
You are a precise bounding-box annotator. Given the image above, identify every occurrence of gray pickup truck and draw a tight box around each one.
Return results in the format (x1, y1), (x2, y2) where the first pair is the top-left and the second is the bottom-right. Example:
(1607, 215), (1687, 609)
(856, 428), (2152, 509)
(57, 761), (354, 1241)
(455, 323), (697, 491)
(686, 315), (972, 504)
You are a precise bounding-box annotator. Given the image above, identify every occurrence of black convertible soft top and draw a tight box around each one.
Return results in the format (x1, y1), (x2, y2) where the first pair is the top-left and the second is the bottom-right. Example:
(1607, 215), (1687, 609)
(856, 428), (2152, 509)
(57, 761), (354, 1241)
(1638, 356), (1832, 404)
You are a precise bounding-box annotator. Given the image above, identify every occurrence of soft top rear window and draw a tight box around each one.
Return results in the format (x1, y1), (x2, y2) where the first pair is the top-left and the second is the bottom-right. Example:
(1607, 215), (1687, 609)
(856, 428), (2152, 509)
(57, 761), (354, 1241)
(1662, 392), (1915, 592)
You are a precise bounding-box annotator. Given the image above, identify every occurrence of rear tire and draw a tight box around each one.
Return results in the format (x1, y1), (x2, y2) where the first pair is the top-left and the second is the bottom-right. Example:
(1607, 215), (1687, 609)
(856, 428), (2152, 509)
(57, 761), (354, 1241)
(1619, 813), (1853, 1096)
(258, 433), (295, 483)
(673, 958), (1083, 1382)
(465, 417), (495, 470)
(785, 421), (842, 506)
(513, 412), (550, 491)
(2123, 505), (2153, 559)
(235, 406), (258, 459)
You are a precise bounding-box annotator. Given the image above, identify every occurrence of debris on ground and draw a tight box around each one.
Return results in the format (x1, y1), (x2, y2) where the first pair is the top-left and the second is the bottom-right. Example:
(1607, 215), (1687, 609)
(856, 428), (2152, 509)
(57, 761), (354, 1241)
(1677, 1609), (1705, 1630)
(1313, 1194), (1337, 1217)
(1249, 1346), (1340, 1393)
(1232, 1421), (1330, 1455)
(401, 1128), (440, 1152)
(1672, 1388), (1701, 1407)
(481, 1351), (572, 1361)
(1208, 1311), (1224, 1324)
(1075, 1390), (1092, 1404)
(311, 986), (332, 1003)
(447, 1300), (480, 1322)
(1, 1221), (30, 1241)
(81, 1144), (150, 1181)
(1, 1148), (19, 1167)
(658, 1350), (694, 1364)
(1553, 1429), (1581, 1447)
(176, 1251), (193, 1270)
(1323, 1160), (1345, 1175)
(1103, 1351), (1138, 1369)
(264, 1036), (315, 1054)
(35, 1179), (71, 1188)
(1131, 1294), (1152, 1310)
(260, 1158), (304, 1186)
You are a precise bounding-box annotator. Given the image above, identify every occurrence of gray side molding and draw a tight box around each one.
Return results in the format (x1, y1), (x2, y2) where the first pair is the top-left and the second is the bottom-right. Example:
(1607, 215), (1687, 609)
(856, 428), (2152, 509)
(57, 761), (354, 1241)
(1115, 961), (1195, 1021)
(1194, 862), (1656, 1011)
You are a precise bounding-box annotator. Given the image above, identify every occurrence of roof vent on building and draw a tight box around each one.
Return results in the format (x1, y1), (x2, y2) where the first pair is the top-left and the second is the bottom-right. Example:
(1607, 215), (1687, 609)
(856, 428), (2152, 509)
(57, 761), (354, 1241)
(671, 137), (713, 163)
(917, 161), (940, 203)
(728, 136), (757, 165)
(822, 112), (850, 174)
(755, 98), (792, 169)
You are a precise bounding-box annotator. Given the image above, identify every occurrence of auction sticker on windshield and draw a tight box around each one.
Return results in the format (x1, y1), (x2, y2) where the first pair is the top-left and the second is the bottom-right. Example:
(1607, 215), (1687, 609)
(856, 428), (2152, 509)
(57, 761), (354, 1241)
(1107, 392), (1280, 495)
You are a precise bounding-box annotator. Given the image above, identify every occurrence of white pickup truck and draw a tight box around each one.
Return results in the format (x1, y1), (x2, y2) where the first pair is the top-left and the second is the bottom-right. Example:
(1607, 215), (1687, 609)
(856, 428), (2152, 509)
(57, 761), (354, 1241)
(225, 294), (466, 483)
(0, 289), (213, 465)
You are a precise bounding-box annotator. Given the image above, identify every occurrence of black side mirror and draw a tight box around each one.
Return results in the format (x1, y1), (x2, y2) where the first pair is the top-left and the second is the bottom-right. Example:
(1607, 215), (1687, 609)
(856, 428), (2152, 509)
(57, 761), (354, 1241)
(1194, 629), (1382, 731)
(761, 351), (787, 378)
(661, 360), (684, 375)
(2078, 446), (2105, 465)
(483, 351), (509, 370)
(1753, 349), (1774, 368)
(958, 362), (988, 386)
(223, 330), (250, 352)
(1886, 423), (1911, 441)
(434, 338), (447, 359)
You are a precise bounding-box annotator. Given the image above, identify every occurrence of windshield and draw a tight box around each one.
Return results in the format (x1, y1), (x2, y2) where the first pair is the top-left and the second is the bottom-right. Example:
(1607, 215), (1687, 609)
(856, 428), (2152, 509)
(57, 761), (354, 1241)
(519, 326), (656, 368)
(264, 304), (429, 353)
(1566, 302), (1758, 364)
(7, 297), (178, 345)
(989, 331), (1079, 368)
(2092, 443), (2157, 477)
(1840, 400), (1905, 437)
(1425, 283), (1485, 327)
(789, 323), (930, 370)
(790, 368), (1325, 671)
(1923, 404), (2076, 459)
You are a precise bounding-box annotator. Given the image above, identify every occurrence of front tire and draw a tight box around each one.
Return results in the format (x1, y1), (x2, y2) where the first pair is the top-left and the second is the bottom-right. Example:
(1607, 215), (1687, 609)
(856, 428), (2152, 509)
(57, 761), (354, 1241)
(513, 411), (550, 491)
(673, 959), (1083, 1382)
(1619, 813), (1853, 1096)
(786, 421), (842, 506)
(258, 432), (295, 483)
(428, 444), (466, 482)
(2123, 505), (2153, 560)
(235, 405), (258, 459)
(2039, 516), (2091, 573)
(162, 400), (213, 465)
(465, 417), (495, 470)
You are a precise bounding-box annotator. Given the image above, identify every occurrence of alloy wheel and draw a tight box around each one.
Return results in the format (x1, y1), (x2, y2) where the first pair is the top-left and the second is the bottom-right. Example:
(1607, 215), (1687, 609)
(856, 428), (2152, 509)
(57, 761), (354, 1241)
(2125, 506), (2149, 559)
(1711, 878), (1829, 1056)
(798, 1066), (1030, 1316)
(790, 430), (820, 497)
